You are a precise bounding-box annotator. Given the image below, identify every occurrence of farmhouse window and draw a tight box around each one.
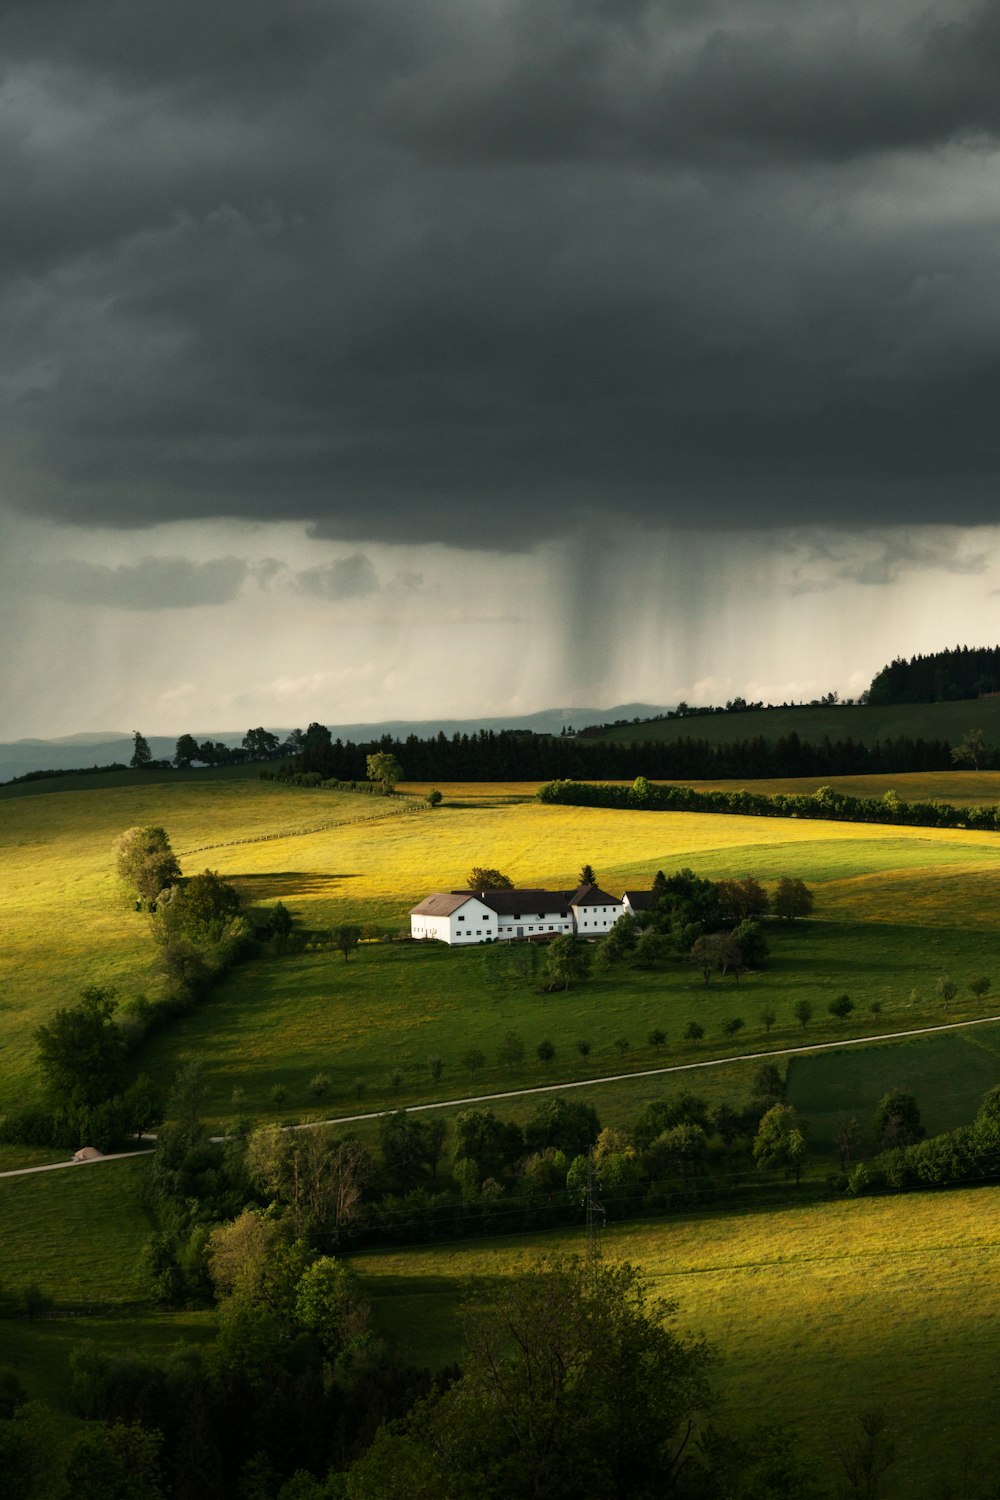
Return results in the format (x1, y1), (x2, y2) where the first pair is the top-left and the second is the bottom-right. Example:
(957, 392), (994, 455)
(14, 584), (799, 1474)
(458, 915), (465, 921)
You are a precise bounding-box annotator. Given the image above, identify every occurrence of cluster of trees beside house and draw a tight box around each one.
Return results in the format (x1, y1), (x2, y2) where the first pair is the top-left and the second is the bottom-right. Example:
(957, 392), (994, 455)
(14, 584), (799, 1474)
(538, 775), (1000, 832)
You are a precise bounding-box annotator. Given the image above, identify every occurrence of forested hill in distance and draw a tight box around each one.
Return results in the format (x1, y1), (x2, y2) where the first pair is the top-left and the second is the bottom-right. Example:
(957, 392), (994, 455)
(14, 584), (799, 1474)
(868, 644), (1000, 704)
(583, 696), (1000, 749)
(0, 704), (666, 781)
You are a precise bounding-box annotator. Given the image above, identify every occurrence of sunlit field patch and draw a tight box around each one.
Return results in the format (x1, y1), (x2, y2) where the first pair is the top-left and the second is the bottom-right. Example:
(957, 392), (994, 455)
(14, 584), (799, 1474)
(4, 775), (1000, 1115)
(352, 1184), (1000, 1493)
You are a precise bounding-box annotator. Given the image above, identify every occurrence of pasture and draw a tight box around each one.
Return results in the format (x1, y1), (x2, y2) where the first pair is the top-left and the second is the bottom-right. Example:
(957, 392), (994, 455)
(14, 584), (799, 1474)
(0, 1157), (154, 1306)
(4, 769), (1000, 1479)
(352, 1184), (1000, 1495)
(4, 773), (1000, 1122)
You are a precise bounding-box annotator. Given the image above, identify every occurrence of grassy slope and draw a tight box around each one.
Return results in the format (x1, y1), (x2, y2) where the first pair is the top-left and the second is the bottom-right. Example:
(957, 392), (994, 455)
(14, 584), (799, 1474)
(5, 773), (1000, 1466)
(352, 1185), (1000, 1494)
(584, 696), (1000, 747)
(7, 774), (1000, 1117)
(0, 779), (409, 1107)
(0, 1157), (154, 1304)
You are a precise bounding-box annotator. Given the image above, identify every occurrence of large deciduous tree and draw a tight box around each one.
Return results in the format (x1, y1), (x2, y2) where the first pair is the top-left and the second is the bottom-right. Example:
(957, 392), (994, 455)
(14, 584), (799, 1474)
(542, 935), (592, 992)
(753, 1103), (807, 1184)
(366, 751), (402, 794)
(242, 726), (280, 761)
(716, 876), (769, 924)
(771, 877), (815, 921)
(347, 1256), (713, 1500)
(113, 826), (181, 906)
(34, 986), (128, 1110)
(874, 1088), (925, 1152)
(172, 733), (200, 769)
(466, 867), (514, 889)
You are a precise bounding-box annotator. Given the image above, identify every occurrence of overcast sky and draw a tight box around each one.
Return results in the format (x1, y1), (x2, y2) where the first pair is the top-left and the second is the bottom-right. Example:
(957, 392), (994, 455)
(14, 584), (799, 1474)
(3, 0), (1000, 738)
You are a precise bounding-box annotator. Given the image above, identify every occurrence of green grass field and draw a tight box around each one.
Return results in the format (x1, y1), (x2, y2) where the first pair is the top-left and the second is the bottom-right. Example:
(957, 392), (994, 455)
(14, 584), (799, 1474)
(5, 769), (1000, 1479)
(351, 1184), (1000, 1494)
(584, 695), (1000, 748)
(5, 773), (1000, 1122)
(0, 1157), (154, 1305)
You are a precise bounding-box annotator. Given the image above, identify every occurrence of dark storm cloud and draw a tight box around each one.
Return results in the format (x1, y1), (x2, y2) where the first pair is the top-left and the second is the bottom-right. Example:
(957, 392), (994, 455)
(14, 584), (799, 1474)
(295, 553), (379, 600)
(3, 0), (1000, 549)
(784, 531), (992, 594)
(23, 555), (250, 609)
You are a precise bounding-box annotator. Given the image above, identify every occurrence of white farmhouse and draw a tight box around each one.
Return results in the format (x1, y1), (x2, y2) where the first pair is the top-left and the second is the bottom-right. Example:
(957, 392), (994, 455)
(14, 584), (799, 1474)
(410, 882), (622, 946)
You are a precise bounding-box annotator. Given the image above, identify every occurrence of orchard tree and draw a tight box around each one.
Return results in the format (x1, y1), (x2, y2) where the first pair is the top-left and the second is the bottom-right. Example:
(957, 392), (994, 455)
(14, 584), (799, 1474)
(366, 751), (403, 795)
(828, 994), (855, 1023)
(333, 923), (362, 962)
(936, 976), (957, 1011)
(970, 975), (992, 1005)
(461, 1047), (485, 1076)
(793, 999), (814, 1028)
(684, 1020), (704, 1043)
(497, 1030), (526, 1071)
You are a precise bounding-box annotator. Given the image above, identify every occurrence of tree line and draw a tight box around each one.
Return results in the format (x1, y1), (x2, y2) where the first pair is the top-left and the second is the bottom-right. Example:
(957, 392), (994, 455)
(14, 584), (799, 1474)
(868, 643), (1000, 705)
(537, 775), (1000, 832)
(278, 721), (956, 782)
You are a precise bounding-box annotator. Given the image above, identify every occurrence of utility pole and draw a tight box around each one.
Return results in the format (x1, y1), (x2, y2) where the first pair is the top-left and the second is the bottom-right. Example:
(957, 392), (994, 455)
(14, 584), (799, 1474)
(583, 1150), (605, 1263)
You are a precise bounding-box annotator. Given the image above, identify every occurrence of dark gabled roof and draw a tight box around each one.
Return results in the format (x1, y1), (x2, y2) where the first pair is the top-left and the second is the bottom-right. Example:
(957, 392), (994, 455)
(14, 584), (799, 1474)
(464, 888), (571, 917)
(622, 890), (656, 910)
(566, 882), (620, 907)
(410, 892), (479, 917)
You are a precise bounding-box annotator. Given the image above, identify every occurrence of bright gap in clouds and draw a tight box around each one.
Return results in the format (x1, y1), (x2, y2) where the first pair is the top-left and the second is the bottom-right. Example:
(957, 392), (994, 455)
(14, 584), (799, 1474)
(2, 517), (999, 739)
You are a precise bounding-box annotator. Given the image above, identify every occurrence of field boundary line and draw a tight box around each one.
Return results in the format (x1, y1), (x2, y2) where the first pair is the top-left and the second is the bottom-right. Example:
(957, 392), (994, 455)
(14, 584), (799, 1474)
(5, 1013), (999, 1180)
(291, 1011), (1000, 1130)
(178, 799), (429, 857)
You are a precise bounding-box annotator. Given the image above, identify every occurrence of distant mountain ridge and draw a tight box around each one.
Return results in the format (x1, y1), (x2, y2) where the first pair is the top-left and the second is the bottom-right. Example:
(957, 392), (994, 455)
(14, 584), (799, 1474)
(0, 704), (669, 781)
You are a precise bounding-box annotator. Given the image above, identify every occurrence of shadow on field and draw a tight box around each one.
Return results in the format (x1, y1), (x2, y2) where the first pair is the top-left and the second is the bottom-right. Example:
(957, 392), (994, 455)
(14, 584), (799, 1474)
(230, 871), (361, 900)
